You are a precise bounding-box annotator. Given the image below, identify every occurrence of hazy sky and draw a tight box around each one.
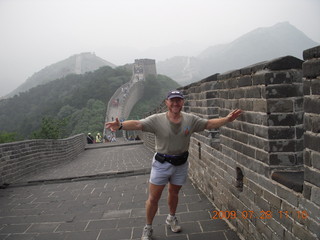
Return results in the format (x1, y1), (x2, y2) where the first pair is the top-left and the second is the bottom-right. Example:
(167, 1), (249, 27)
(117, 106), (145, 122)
(1, 0), (319, 97)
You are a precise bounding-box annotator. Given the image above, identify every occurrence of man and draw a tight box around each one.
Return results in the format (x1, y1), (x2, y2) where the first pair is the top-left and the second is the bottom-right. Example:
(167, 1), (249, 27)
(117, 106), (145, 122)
(105, 90), (242, 240)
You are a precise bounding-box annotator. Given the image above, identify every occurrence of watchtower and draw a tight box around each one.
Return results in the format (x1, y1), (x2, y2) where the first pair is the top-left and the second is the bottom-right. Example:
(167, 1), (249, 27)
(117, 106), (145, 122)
(133, 59), (157, 81)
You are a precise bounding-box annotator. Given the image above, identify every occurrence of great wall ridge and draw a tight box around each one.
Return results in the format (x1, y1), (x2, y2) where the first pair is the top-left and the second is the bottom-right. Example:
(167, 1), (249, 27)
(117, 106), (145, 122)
(104, 59), (156, 139)
(0, 45), (320, 239)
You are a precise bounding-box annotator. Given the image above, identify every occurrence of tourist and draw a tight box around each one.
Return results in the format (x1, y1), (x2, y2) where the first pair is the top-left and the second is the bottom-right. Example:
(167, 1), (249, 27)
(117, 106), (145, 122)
(105, 90), (242, 240)
(86, 133), (94, 144)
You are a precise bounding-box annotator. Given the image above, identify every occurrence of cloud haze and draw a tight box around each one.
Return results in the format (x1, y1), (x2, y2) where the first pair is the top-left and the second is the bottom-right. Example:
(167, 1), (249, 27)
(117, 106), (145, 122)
(0, 0), (319, 97)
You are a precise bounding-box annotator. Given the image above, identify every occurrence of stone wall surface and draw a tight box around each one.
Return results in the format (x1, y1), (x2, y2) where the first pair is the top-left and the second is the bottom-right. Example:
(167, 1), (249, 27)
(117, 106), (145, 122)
(302, 46), (320, 222)
(141, 48), (320, 240)
(0, 134), (86, 186)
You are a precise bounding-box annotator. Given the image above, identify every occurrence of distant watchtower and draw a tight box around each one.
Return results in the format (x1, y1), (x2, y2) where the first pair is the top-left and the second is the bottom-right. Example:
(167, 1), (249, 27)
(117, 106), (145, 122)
(133, 59), (157, 81)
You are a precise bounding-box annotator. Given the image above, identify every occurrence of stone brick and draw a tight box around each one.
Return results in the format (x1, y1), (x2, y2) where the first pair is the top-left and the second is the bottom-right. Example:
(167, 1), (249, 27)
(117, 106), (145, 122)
(252, 71), (270, 85)
(304, 166), (320, 188)
(302, 59), (320, 78)
(213, 79), (226, 89)
(304, 114), (320, 133)
(219, 89), (229, 99)
(304, 133), (320, 152)
(253, 99), (267, 112)
(256, 194), (270, 211)
(267, 218), (285, 238)
(304, 96), (320, 114)
(232, 89), (245, 99)
(206, 99), (220, 107)
(238, 75), (252, 87)
(265, 56), (303, 71)
(304, 218), (320, 239)
(266, 84), (303, 98)
(296, 125), (305, 139)
(268, 127), (295, 140)
(204, 90), (219, 99)
(269, 153), (300, 166)
(303, 149), (312, 167)
(294, 97), (304, 111)
(311, 151), (320, 170)
(267, 100), (294, 113)
(276, 185), (299, 207)
(256, 149), (269, 164)
(243, 112), (268, 125)
(256, 219), (273, 240)
(292, 222), (318, 240)
(225, 78), (238, 89)
(269, 140), (300, 152)
(303, 45), (320, 60)
(310, 185), (320, 206)
(299, 197), (320, 222)
(245, 87), (262, 98)
(267, 113), (300, 127)
(239, 99), (253, 111)
(303, 78), (311, 95)
(248, 135), (269, 151)
(265, 71), (302, 85)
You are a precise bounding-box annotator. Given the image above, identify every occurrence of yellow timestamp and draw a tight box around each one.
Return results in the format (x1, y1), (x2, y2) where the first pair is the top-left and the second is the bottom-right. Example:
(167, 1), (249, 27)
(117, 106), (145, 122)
(212, 210), (309, 220)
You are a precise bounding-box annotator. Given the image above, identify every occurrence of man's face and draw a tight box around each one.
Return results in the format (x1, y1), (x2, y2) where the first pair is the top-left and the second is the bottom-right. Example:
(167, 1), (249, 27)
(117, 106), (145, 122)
(165, 97), (184, 114)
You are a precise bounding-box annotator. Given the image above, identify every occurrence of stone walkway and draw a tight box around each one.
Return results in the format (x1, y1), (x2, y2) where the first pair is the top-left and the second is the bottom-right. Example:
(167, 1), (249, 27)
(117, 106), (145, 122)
(0, 142), (240, 240)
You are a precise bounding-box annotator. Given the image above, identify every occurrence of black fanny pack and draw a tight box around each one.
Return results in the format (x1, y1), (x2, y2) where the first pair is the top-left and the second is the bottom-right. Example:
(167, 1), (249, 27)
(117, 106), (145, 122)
(155, 151), (189, 166)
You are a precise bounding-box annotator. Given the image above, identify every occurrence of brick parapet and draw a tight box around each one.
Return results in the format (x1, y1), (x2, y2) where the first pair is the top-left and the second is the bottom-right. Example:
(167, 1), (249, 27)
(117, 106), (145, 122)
(302, 46), (320, 212)
(141, 49), (320, 239)
(0, 134), (86, 186)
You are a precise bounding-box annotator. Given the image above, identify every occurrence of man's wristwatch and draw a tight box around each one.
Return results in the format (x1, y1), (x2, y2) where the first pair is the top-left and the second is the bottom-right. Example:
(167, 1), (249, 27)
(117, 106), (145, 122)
(118, 122), (123, 130)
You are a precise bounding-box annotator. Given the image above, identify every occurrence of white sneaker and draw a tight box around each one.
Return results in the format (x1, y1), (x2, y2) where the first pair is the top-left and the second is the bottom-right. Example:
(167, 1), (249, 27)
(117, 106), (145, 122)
(166, 214), (182, 233)
(141, 225), (153, 240)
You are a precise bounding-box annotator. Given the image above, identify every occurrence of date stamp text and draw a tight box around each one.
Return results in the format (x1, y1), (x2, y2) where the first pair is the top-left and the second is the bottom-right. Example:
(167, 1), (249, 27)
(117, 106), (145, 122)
(212, 210), (309, 220)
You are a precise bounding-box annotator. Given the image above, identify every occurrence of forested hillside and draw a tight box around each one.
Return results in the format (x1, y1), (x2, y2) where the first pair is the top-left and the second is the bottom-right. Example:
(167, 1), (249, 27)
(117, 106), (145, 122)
(0, 66), (131, 139)
(0, 66), (180, 141)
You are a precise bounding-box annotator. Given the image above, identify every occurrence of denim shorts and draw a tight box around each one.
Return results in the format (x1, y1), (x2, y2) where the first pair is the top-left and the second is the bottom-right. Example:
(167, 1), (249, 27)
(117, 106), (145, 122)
(149, 153), (189, 186)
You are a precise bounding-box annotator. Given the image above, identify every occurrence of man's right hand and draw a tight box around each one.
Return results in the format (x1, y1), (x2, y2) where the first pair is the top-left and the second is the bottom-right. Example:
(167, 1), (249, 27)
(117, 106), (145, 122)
(105, 118), (121, 132)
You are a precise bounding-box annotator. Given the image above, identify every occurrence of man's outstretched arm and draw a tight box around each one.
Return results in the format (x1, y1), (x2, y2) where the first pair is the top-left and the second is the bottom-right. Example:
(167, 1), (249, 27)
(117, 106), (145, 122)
(105, 118), (143, 131)
(205, 109), (242, 130)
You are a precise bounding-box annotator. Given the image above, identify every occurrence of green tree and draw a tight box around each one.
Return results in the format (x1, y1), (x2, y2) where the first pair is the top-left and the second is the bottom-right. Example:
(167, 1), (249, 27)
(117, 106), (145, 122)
(69, 99), (105, 135)
(31, 116), (68, 139)
(0, 131), (20, 143)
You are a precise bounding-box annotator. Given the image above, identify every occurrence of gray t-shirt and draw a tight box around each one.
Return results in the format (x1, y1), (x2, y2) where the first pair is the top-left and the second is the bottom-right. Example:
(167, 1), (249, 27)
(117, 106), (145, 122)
(140, 111), (207, 155)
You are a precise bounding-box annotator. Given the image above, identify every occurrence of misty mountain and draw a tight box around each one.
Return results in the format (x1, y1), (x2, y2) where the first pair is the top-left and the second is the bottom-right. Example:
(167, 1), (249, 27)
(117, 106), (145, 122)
(7, 52), (116, 97)
(157, 22), (319, 86)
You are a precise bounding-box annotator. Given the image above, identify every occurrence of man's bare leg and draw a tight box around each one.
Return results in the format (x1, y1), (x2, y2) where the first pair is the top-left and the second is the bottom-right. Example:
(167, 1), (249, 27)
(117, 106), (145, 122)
(166, 183), (183, 233)
(146, 183), (166, 224)
(167, 183), (182, 215)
